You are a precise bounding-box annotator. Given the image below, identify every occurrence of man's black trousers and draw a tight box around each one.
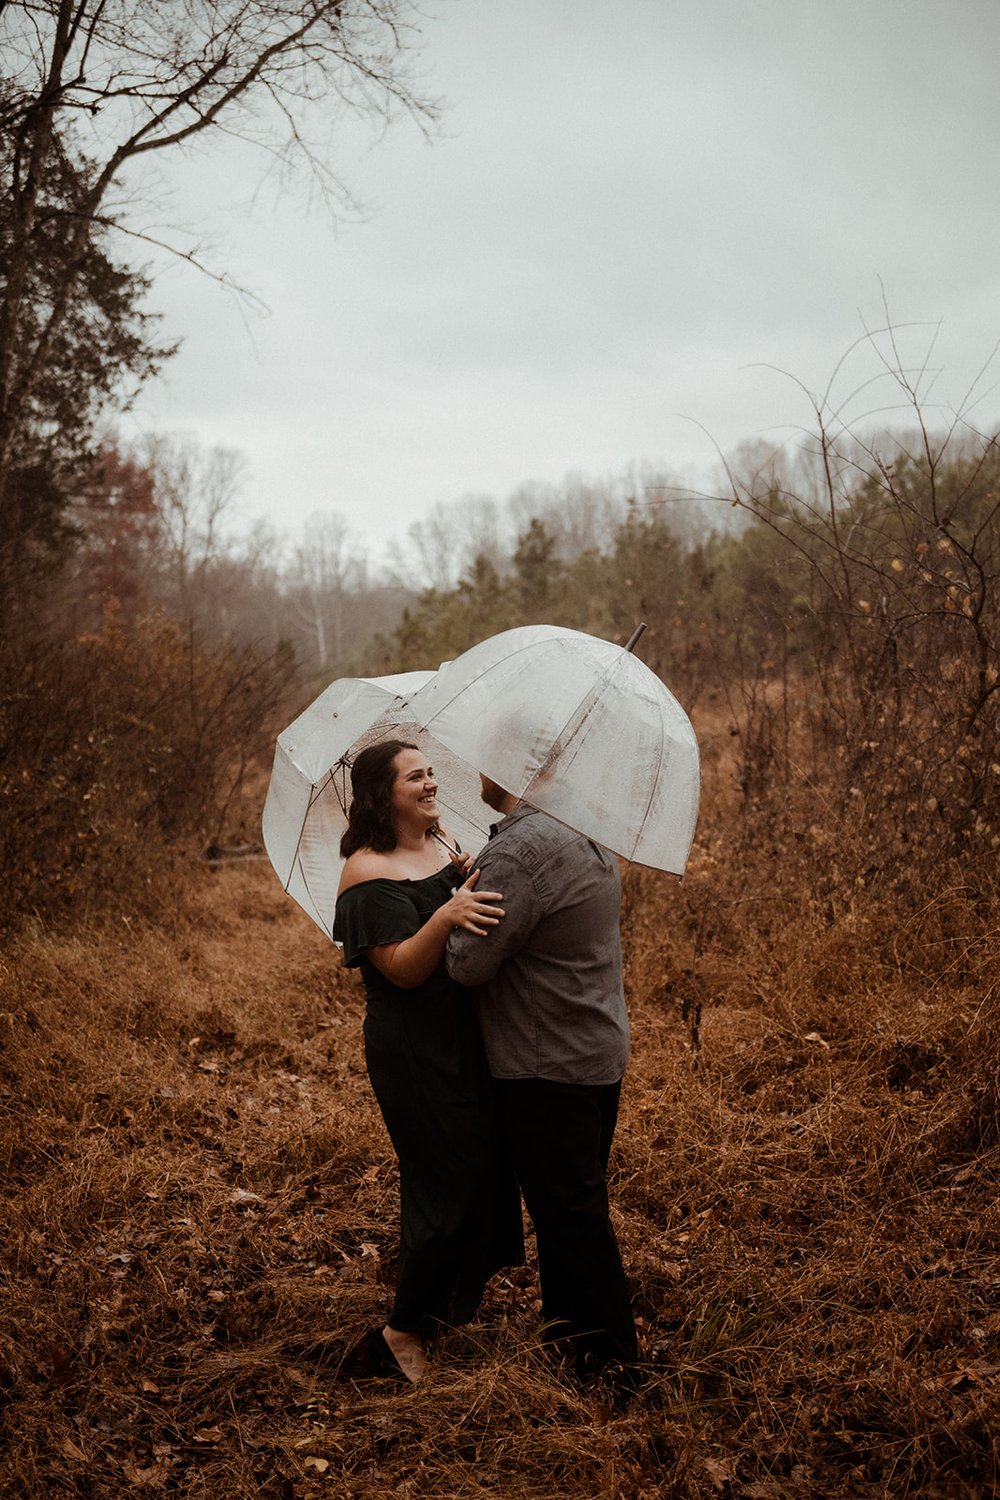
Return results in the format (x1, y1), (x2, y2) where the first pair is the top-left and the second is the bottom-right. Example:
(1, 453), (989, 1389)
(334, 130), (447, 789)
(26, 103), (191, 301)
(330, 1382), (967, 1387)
(494, 1076), (638, 1376)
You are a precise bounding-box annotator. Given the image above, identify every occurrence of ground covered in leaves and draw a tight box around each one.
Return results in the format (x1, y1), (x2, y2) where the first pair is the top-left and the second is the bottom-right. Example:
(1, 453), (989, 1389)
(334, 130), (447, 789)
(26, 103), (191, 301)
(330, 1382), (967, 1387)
(2, 818), (999, 1495)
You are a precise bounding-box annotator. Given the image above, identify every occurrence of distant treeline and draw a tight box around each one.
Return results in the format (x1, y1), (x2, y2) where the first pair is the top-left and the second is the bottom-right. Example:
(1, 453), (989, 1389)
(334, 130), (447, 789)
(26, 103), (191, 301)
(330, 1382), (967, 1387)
(2, 353), (998, 935)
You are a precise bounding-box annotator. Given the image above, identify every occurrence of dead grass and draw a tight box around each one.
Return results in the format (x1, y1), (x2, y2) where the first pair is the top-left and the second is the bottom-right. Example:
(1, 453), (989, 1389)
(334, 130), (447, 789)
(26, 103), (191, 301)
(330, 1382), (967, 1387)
(2, 800), (999, 1495)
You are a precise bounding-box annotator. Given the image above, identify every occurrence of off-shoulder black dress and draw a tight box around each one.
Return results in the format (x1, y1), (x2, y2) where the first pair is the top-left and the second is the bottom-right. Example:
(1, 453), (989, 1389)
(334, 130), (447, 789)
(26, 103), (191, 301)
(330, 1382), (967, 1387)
(333, 866), (523, 1334)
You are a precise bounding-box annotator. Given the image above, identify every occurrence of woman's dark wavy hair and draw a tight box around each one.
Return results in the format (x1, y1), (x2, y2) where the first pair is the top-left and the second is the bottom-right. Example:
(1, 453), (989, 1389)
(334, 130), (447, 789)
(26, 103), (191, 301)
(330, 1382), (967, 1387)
(339, 739), (419, 857)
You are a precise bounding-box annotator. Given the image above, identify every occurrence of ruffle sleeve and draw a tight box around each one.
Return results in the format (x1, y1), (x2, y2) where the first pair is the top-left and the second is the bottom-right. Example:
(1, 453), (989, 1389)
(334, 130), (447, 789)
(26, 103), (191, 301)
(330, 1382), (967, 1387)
(333, 881), (422, 967)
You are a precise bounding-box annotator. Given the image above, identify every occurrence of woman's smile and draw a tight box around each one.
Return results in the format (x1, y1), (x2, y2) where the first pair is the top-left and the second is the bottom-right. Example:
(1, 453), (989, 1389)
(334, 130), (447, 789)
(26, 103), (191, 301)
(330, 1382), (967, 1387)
(390, 748), (440, 829)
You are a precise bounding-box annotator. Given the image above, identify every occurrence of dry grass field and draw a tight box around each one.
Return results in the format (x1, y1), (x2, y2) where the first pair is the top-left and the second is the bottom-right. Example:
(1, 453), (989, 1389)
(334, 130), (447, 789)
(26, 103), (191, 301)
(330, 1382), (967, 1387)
(2, 708), (999, 1498)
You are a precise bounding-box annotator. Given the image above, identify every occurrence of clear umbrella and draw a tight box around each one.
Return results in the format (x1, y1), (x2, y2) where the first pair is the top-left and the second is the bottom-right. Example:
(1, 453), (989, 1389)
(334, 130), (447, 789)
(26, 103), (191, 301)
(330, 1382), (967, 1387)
(264, 625), (700, 939)
(261, 669), (493, 939)
(405, 623), (700, 874)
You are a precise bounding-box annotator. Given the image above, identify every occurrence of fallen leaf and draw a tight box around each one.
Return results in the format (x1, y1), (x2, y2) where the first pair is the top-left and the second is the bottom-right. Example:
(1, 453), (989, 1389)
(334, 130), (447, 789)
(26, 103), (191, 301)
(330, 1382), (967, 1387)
(947, 1359), (1000, 1388)
(141, 1378), (160, 1394)
(59, 1435), (88, 1461)
(121, 1458), (170, 1489)
(703, 1455), (735, 1490)
(304, 1456), (329, 1473)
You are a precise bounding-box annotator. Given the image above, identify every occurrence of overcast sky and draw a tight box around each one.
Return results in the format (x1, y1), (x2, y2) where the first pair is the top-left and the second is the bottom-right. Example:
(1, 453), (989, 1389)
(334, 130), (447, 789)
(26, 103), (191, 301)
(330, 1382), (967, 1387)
(121, 0), (1000, 569)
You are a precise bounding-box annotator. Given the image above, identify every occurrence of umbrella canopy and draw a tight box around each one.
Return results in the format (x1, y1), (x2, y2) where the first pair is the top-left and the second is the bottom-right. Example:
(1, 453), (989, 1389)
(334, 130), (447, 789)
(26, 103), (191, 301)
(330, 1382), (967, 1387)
(262, 669), (493, 939)
(405, 624), (700, 874)
(264, 625), (700, 939)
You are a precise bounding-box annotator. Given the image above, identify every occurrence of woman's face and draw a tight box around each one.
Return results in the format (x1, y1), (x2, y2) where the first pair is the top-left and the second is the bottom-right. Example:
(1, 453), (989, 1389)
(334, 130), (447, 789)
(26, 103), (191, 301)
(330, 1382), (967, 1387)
(390, 747), (439, 831)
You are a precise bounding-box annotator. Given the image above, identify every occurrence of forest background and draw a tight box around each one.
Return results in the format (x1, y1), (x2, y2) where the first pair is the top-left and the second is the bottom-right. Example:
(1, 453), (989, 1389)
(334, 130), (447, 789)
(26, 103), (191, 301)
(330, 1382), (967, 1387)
(2, 2), (999, 1496)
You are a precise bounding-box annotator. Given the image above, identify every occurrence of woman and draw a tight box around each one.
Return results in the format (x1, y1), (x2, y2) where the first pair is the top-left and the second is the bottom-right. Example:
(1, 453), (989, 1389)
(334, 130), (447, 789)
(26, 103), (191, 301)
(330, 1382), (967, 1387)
(333, 739), (524, 1383)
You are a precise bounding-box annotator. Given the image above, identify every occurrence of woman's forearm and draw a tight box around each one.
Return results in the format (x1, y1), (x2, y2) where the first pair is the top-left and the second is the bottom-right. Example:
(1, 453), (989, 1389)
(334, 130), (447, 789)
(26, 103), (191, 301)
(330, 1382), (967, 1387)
(365, 870), (504, 988)
(367, 907), (455, 989)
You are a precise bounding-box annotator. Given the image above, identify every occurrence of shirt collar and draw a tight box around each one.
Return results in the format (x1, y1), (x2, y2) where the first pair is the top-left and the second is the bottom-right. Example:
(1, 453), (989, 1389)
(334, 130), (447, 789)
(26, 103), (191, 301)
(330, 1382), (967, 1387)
(488, 801), (536, 838)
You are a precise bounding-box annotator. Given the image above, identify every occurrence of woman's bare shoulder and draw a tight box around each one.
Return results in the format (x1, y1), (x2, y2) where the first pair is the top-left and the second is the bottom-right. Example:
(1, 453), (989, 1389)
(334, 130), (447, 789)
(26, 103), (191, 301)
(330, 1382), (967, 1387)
(338, 849), (396, 894)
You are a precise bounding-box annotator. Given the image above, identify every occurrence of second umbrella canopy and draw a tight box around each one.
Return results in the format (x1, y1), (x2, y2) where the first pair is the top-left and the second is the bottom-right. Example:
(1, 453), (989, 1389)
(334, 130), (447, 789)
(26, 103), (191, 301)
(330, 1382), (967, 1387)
(406, 623), (700, 875)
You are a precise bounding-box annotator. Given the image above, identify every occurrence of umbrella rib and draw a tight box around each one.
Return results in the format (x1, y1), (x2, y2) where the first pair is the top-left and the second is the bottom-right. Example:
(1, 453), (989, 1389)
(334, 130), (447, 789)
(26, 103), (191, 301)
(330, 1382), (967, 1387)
(631, 717), (666, 864)
(292, 852), (334, 939)
(293, 780), (337, 939)
(526, 641), (631, 792)
(520, 644), (672, 864)
(280, 775), (330, 895)
(527, 683), (601, 789)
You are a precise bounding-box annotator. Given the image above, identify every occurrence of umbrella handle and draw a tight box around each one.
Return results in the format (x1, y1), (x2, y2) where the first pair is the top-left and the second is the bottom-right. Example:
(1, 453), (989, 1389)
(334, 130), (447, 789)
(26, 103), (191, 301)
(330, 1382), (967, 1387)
(429, 826), (462, 859)
(624, 622), (647, 653)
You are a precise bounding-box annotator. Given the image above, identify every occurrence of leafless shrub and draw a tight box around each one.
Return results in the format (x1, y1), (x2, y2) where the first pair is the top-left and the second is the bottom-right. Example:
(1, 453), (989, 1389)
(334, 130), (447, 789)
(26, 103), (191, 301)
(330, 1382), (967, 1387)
(0, 604), (290, 934)
(702, 328), (1000, 914)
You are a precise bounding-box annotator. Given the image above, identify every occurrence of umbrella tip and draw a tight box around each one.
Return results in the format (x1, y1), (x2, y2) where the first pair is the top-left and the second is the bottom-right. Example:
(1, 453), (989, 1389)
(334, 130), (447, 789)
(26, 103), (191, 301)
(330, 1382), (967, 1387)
(624, 622), (647, 653)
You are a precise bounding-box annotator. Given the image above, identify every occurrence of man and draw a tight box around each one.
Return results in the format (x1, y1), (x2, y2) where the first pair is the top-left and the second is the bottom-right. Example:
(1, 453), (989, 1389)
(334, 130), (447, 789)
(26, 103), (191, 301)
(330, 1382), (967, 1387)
(446, 774), (638, 1385)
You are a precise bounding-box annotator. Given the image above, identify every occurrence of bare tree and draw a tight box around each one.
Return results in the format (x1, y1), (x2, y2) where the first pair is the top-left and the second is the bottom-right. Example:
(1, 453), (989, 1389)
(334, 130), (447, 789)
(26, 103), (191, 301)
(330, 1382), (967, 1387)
(506, 473), (627, 563)
(386, 492), (518, 593)
(287, 509), (362, 669)
(505, 479), (558, 555)
(550, 472), (627, 559)
(455, 493), (507, 575)
(141, 432), (246, 626)
(0, 0), (434, 507)
(388, 500), (463, 592)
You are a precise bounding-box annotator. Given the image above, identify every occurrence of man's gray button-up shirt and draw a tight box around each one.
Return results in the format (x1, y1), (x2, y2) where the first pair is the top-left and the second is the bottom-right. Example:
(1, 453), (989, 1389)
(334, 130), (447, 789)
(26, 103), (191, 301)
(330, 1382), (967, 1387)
(446, 805), (628, 1085)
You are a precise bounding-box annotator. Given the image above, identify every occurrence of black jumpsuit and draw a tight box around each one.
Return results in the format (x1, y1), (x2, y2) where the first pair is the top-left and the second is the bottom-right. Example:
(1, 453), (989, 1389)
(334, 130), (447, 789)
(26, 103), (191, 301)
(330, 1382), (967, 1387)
(333, 867), (523, 1334)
